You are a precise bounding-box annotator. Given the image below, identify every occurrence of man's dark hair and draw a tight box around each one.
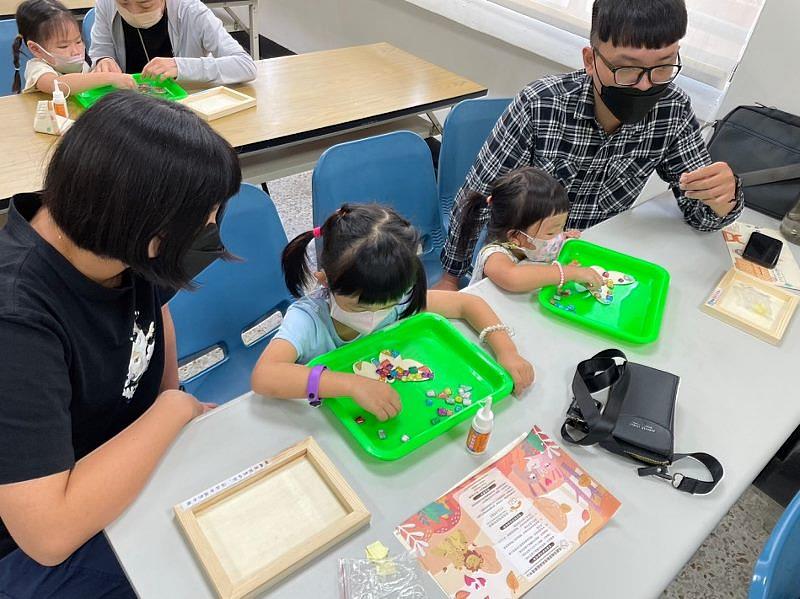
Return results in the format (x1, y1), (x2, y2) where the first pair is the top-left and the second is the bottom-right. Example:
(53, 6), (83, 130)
(591, 0), (688, 49)
(43, 91), (241, 289)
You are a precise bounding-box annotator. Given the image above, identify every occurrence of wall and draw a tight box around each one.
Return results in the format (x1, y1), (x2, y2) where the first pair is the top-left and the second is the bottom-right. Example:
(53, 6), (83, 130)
(256, 0), (570, 101)
(720, 0), (800, 117)
(255, 0), (793, 202)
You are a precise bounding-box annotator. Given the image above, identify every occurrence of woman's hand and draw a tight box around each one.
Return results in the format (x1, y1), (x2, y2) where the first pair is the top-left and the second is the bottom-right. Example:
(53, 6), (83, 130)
(93, 57), (122, 73)
(349, 379), (402, 422)
(564, 229), (581, 239)
(497, 350), (535, 393)
(142, 57), (178, 81)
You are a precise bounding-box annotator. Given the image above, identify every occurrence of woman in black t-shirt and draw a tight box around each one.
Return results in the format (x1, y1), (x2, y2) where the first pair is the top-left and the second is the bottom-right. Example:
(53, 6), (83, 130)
(0, 91), (240, 597)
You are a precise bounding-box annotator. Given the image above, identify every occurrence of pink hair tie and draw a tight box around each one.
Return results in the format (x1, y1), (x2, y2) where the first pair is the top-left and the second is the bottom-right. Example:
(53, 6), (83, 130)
(313, 226), (322, 238)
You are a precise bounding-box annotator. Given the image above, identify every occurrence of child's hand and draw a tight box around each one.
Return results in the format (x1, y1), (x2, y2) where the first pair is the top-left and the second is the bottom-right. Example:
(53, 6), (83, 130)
(497, 350), (535, 393)
(564, 230), (581, 239)
(110, 73), (137, 89)
(567, 263), (604, 288)
(350, 379), (402, 422)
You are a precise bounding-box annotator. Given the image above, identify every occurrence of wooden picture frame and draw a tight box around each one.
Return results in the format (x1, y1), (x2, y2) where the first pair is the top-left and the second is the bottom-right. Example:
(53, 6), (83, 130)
(180, 87), (256, 121)
(174, 437), (370, 598)
(702, 269), (799, 345)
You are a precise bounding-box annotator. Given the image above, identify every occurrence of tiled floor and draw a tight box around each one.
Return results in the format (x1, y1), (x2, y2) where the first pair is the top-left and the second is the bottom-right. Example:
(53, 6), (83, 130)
(264, 171), (784, 598)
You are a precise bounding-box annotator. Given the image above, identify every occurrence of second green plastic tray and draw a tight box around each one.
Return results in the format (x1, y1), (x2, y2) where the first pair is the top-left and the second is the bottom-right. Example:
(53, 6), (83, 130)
(538, 240), (670, 344)
(74, 74), (188, 109)
(307, 312), (513, 461)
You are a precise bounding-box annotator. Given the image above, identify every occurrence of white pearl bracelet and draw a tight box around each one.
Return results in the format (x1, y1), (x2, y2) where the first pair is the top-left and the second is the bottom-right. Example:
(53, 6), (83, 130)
(478, 323), (514, 344)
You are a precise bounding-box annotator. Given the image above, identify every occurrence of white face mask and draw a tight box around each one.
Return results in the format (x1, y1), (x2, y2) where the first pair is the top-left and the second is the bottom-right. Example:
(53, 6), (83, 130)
(329, 294), (394, 336)
(29, 42), (84, 74)
(515, 231), (566, 263)
(117, 3), (164, 29)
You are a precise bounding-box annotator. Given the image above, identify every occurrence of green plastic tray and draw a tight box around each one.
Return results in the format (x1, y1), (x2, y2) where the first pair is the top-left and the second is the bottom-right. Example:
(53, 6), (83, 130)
(74, 74), (188, 109)
(538, 240), (670, 344)
(307, 312), (513, 461)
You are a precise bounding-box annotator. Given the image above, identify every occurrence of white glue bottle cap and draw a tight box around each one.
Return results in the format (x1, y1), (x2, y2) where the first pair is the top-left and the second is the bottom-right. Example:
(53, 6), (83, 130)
(52, 80), (65, 103)
(472, 396), (494, 434)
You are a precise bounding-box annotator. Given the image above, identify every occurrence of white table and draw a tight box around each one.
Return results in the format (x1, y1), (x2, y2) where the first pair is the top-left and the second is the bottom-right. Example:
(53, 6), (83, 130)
(106, 197), (800, 598)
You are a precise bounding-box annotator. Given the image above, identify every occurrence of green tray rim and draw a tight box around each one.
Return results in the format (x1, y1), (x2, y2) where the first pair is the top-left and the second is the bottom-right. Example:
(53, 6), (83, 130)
(74, 74), (189, 109)
(308, 312), (514, 461)
(538, 239), (671, 344)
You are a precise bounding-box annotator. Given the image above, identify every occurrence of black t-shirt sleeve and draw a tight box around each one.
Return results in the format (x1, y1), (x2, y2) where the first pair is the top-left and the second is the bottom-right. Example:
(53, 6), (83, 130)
(0, 318), (74, 484)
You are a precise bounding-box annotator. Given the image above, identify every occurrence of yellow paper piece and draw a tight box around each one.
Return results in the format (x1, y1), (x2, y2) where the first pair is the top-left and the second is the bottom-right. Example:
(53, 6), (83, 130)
(365, 541), (389, 561)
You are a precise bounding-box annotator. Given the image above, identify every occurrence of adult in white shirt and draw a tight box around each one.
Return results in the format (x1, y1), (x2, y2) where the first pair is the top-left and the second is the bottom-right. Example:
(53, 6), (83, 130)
(89, 0), (257, 85)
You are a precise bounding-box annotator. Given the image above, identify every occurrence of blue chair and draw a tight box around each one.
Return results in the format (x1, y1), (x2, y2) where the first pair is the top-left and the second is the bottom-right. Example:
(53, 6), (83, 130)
(312, 130), (446, 285)
(750, 490), (800, 598)
(437, 98), (511, 229)
(82, 8), (95, 47)
(0, 18), (29, 96)
(169, 184), (293, 404)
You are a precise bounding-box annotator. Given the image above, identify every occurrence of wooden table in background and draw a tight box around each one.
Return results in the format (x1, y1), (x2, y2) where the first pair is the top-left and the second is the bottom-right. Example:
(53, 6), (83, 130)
(0, 43), (487, 210)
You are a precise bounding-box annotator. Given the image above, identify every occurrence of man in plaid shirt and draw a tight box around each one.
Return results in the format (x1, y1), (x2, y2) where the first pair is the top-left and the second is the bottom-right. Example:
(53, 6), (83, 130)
(436, 0), (743, 290)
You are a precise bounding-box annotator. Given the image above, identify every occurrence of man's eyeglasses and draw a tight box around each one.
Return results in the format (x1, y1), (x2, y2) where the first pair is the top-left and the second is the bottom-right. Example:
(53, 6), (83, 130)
(593, 47), (682, 87)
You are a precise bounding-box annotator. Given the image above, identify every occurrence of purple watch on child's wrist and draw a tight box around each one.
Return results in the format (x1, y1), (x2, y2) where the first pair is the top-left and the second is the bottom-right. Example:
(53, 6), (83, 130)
(306, 365), (328, 407)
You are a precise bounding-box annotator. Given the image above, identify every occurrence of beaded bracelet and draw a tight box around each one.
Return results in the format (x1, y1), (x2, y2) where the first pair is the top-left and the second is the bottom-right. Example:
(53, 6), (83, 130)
(478, 324), (514, 344)
(553, 261), (565, 289)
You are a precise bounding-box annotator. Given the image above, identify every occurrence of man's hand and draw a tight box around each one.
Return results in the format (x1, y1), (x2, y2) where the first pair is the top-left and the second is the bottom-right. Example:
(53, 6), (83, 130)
(680, 162), (737, 218)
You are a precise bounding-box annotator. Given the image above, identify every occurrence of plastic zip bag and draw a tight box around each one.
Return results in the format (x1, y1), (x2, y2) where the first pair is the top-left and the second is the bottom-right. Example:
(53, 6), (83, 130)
(338, 552), (427, 599)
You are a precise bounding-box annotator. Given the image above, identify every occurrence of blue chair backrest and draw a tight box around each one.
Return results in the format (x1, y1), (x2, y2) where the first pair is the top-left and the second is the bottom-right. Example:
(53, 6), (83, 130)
(437, 98), (512, 229)
(750, 490), (800, 599)
(312, 130), (445, 281)
(0, 18), (28, 97)
(169, 184), (292, 401)
(82, 8), (95, 48)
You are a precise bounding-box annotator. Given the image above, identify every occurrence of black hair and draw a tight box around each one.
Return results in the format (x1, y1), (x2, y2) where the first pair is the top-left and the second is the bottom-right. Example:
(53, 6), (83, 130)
(282, 203), (427, 319)
(454, 167), (570, 258)
(590, 0), (688, 49)
(43, 91), (242, 289)
(12, 0), (80, 93)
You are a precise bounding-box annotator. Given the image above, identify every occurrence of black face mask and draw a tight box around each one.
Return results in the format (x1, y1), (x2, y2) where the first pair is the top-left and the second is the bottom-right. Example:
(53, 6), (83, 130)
(181, 223), (226, 281)
(597, 82), (669, 125)
(592, 53), (670, 125)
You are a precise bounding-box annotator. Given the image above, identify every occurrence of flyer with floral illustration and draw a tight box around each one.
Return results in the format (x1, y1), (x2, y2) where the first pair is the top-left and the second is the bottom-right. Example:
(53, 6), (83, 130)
(394, 427), (620, 598)
(722, 222), (800, 292)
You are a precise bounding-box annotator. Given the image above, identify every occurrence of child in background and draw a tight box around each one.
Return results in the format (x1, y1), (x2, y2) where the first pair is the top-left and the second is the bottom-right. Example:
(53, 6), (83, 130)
(12, 0), (135, 94)
(251, 203), (534, 422)
(460, 167), (604, 292)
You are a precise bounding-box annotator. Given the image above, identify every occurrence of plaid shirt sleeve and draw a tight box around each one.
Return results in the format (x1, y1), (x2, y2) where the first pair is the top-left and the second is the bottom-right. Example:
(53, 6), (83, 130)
(657, 108), (744, 231)
(440, 92), (536, 277)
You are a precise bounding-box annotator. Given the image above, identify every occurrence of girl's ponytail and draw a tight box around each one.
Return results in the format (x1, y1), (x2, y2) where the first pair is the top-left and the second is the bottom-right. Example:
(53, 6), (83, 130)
(11, 35), (23, 94)
(281, 230), (316, 297)
(453, 190), (490, 260)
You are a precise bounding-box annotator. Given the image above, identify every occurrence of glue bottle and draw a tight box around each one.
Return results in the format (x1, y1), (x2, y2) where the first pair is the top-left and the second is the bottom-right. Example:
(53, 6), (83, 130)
(52, 80), (68, 119)
(466, 397), (494, 454)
